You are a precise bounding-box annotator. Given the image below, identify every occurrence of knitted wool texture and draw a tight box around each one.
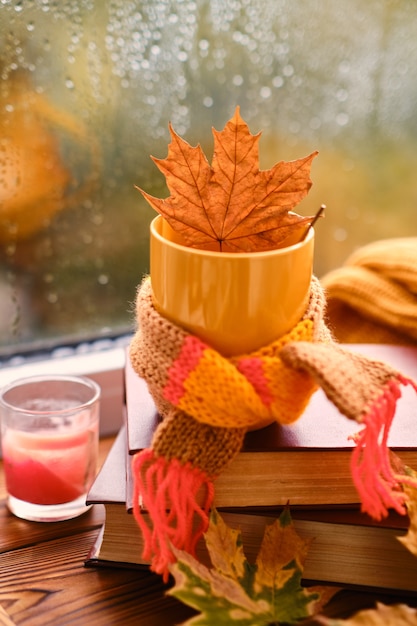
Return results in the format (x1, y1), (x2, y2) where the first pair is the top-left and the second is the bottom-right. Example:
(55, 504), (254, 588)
(130, 275), (417, 581)
(321, 238), (417, 345)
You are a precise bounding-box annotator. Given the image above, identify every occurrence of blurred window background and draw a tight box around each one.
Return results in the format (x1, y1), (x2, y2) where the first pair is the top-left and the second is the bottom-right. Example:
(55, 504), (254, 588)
(1, 0), (416, 358)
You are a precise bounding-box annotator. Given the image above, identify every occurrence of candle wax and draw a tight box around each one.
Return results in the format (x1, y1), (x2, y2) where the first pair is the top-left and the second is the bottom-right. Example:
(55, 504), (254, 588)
(2, 426), (97, 505)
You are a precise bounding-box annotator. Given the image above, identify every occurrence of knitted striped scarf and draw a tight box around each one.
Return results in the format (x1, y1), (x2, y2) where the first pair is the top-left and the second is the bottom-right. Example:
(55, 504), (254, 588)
(130, 276), (417, 581)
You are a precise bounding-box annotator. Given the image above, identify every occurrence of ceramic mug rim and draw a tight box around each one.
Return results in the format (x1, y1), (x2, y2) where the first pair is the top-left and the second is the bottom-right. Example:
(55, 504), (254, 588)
(150, 214), (314, 258)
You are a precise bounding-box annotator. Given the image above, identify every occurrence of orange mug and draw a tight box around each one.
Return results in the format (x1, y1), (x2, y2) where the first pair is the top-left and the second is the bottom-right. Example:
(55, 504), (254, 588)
(150, 215), (314, 356)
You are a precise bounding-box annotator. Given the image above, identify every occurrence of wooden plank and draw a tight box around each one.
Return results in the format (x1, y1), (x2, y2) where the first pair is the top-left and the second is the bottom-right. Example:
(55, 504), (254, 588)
(0, 526), (195, 626)
(0, 501), (104, 554)
(0, 605), (16, 626)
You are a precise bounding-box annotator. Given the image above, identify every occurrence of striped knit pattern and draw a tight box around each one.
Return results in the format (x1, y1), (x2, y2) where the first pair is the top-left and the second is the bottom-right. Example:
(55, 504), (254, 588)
(129, 274), (417, 580)
(131, 276), (327, 432)
(280, 341), (417, 519)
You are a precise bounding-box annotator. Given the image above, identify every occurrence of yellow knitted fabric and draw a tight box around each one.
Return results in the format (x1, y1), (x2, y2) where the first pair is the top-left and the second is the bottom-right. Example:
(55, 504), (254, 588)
(164, 318), (317, 429)
(131, 277), (330, 430)
(130, 270), (417, 581)
(322, 237), (417, 345)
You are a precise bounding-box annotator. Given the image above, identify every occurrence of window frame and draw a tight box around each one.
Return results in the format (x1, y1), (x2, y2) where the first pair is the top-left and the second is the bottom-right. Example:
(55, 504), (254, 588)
(0, 344), (127, 456)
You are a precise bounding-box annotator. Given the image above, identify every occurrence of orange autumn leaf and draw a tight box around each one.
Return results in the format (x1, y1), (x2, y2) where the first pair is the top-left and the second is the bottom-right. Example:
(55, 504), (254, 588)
(137, 107), (318, 252)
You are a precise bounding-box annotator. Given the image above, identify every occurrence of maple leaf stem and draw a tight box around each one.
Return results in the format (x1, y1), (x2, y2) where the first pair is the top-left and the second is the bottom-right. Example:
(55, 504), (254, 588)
(299, 204), (326, 242)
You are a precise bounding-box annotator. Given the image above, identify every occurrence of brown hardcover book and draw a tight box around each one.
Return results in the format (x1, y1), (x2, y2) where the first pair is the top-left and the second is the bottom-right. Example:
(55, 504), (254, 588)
(124, 343), (417, 508)
(85, 428), (417, 593)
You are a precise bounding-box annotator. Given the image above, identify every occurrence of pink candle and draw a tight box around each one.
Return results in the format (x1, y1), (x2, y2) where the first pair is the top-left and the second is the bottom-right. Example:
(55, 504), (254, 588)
(2, 424), (98, 505)
(0, 375), (100, 522)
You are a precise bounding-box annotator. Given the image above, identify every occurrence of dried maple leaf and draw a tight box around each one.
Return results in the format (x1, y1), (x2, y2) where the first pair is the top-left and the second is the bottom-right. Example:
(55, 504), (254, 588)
(316, 602), (417, 626)
(397, 464), (417, 558)
(137, 107), (318, 252)
(168, 508), (336, 625)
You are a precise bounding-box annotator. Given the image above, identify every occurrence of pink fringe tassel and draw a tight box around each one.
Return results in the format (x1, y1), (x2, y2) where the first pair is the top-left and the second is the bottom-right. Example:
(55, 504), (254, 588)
(351, 375), (417, 520)
(132, 449), (215, 582)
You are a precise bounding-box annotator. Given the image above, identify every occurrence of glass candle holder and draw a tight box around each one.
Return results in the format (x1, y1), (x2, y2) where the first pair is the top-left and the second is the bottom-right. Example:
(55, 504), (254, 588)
(0, 375), (100, 522)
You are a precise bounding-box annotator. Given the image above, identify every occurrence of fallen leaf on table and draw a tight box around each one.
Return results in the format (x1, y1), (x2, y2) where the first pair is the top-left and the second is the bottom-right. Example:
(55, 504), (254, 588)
(316, 602), (417, 626)
(316, 458), (417, 625)
(398, 464), (417, 558)
(137, 106), (318, 252)
(168, 507), (336, 625)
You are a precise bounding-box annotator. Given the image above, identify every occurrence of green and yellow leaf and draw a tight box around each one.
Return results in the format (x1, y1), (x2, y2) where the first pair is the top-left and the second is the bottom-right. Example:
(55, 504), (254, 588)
(398, 465), (417, 558)
(317, 602), (417, 626)
(168, 507), (334, 625)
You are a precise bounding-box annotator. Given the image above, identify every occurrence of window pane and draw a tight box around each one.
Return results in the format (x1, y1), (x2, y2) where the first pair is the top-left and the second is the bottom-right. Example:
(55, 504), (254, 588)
(1, 1), (416, 356)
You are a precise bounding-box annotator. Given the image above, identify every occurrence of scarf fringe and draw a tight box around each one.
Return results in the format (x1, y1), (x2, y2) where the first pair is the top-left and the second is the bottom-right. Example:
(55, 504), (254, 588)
(132, 449), (215, 582)
(350, 375), (417, 520)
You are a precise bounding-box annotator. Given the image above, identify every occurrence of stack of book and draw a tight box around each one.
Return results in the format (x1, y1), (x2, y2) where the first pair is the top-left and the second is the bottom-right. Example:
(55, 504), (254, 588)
(86, 344), (417, 593)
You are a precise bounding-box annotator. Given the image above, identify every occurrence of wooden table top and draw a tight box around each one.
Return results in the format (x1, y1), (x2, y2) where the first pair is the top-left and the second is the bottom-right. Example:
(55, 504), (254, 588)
(1, 437), (417, 626)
